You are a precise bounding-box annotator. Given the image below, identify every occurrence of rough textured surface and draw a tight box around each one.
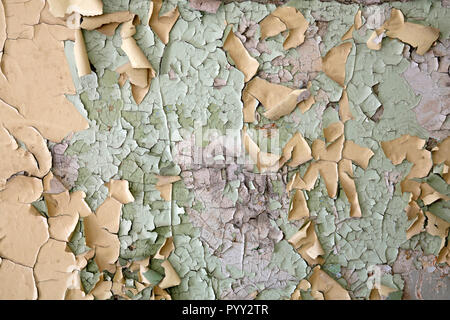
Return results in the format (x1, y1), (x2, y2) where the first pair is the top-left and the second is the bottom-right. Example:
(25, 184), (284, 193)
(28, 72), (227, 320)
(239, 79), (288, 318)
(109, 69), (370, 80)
(0, 0), (449, 300)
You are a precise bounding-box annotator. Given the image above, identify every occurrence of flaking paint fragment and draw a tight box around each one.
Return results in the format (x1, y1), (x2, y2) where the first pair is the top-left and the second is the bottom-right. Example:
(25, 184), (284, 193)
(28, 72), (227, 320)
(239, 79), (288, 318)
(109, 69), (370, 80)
(47, 0), (103, 18)
(288, 189), (309, 221)
(322, 42), (353, 87)
(309, 266), (350, 300)
(84, 180), (134, 273)
(223, 29), (259, 83)
(288, 220), (324, 265)
(81, 11), (134, 36)
(148, 0), (180, 45)
(243, 77), (307, 121)
(155, 175), (181, 201)
(118, 15), (156, 104)
(259, 6), (309, 50)
(432, 137), (450, 183)
(383, 8), (440, 56)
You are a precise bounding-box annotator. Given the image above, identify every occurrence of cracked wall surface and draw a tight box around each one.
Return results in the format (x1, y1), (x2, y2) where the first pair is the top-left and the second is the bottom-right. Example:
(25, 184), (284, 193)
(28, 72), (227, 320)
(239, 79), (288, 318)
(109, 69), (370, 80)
(0, 0), (449, 300)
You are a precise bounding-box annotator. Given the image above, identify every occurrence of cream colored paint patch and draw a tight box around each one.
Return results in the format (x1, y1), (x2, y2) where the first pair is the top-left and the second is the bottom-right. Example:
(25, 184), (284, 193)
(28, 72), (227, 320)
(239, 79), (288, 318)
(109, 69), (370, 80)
(309, 266), (351, 300)
(322, 42), (352, 87)
(0, 176), (49, 268)
(243, 129), (313, 173)
(338, 89), (354, 123)
(0, 1), (6, 63)
(44, 173), (92, 242)
(159, 260), (181, 289)
(155, 176), (181, 201)
(84, 180), (134, 273)
(338, 159), (361, 218)
(119, 16), (156, 104)
(0, 22), (88, 142)
(148, 0), (180, 45)
(263, 89), (307, 121)
(242, 90), (259, 123)
(288, 189), (309, 221)
(432, 137), (450, 183)
(381, 134), (432, 184)
(155, 237), (175, 260)
(81, 11), (134, 31)
(243, 130), (282, 173)
(342, 140), (374, 170)
(287, 122), (373, 218)
(243, 77), (309, 120)
(383, 8), (439, 55)
(288, 220), (324, 265)
(259, 7), (308, 50)
(281, 132), (312, 168)
(425, 212), (450, 250)
(2, 0), (44, 41)
(0, 115), (52, 189)
(74, 27), (91, 77)
(47, 0), (103, 18)
(223, 29), (259, 83)
(34, 239), (79, 300)
(0, 258), (37, 300)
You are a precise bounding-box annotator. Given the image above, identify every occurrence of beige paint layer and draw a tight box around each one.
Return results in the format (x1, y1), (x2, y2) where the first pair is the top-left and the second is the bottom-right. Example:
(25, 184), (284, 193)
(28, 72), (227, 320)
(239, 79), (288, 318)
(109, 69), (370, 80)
(367, 28), (385, 51)
(260, 7), (308, 50)
(383, 8), (439, 55)
(0, 23), (88, 142)
(432, 137), (450, 183)
(0, 176), (49, 268)
(287, 122), (373, 218)
(309, 266), (351, 300)
(0, 115), (52, 189)
(288, 189), (309, 221)
(148, 0), (180, 45)
(0, 259), (37, 300)
(47, 0), (103, 18)
(338, 89), (354, 123)
(74, 28), (91, 77)
(34, 239), (79, 300)
(322, 42), (352, 87)
(282, 132), (312, 167)
(155, 176), (181, 201)
(84, 180), (134, 273)
(244, 77), (309, 120)
(223, 30), (259, 82)
(288, 220), (324, 265)
(338, 159), (361, 218)
(81, 11), (134, 31)
(381, 135), (432, 182)
(119, 16), (156, 104)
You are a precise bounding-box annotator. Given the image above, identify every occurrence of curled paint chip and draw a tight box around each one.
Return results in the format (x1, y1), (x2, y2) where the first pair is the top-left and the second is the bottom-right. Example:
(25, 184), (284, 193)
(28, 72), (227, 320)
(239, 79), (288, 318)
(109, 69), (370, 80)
(119, 16), (156, 104)
(148, 0), (180, 45)
(47, 0), (103, 18)
(288, 220), (324, 265)
(81, 11), (134, 36)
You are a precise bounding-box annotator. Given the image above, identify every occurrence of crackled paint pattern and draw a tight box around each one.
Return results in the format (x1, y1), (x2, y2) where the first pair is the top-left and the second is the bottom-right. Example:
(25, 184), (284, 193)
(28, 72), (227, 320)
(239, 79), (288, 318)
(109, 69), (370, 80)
(0, 0), (449, 300)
